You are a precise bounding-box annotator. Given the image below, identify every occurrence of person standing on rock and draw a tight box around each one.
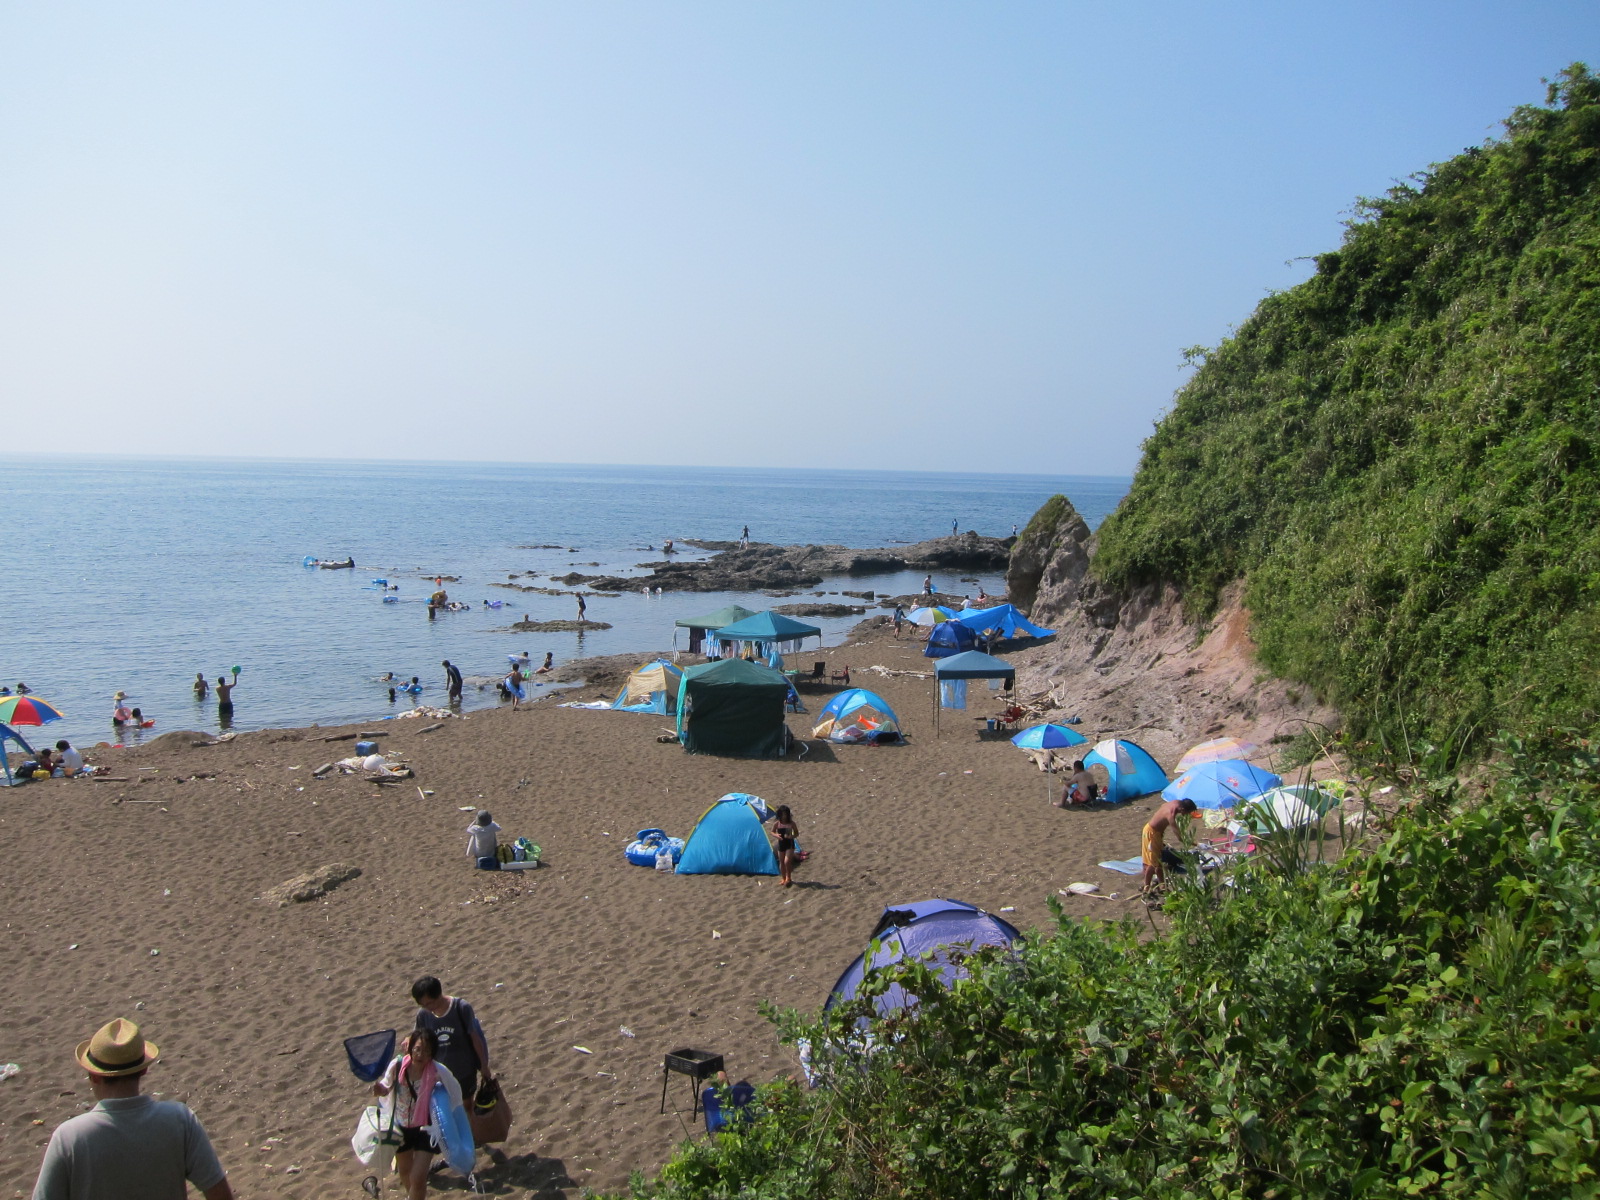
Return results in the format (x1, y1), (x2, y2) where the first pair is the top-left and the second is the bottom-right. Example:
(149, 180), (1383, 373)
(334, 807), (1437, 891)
(952, 519), (959, 536)
(892, 604), (905, 637)
(576, 593), (587, 622)
(921, 575), (934, 596)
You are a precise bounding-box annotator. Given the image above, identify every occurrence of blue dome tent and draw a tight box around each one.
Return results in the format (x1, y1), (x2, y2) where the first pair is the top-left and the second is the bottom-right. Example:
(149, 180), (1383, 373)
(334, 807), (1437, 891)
(675, 793), (780, 876)
(923, 621), (978, 658)
(825, 899), (1022, 1022)
(1082, 738), (1169, 803)
(811, 688), (902, 743)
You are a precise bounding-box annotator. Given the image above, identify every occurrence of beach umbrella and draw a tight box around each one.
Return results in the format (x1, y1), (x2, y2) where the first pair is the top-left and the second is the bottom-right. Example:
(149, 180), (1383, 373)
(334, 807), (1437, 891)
(908, 606), (955, 626)
(0, 695), (64, 727)
(1176, 737), (1260, 771)
(1010, 723), (1087, 750)
(1011, 723), (1089, 804)
(1162, 758), (1282, 810)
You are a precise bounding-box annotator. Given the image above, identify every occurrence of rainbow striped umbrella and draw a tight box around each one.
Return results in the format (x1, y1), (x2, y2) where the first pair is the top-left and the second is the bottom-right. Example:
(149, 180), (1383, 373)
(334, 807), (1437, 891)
(0, 694), (65, 726)
(1176, 737), (1259, 771)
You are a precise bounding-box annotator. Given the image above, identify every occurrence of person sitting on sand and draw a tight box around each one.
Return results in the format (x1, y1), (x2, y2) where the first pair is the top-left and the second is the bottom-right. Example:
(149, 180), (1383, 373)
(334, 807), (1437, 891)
(1142, 798), (1198, 893)
(771, 805), (800, 888)
(373, 1027), (464, 1200)
(535, 652), (554, 674)
(55, 740), (85, 777)
(466, 811), (501, 864)
(1057, 760), (1099, 806)
(23, 747), (56, 778)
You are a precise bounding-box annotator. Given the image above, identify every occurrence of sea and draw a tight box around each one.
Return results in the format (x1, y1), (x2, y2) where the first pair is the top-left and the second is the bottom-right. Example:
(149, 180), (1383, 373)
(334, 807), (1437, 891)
(1, 457), (1128, 750)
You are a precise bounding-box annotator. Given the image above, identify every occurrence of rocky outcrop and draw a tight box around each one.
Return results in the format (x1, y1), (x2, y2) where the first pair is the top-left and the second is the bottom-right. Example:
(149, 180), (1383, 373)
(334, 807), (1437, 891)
(1004, 495), (1338, 770)
(558, 535), (1013, 594)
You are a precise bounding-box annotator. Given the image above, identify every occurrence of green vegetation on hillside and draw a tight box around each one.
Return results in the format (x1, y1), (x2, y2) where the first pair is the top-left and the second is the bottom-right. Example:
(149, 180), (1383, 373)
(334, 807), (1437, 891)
(1091, 65), (1600, 749)
(623, 740), (1600, 1199)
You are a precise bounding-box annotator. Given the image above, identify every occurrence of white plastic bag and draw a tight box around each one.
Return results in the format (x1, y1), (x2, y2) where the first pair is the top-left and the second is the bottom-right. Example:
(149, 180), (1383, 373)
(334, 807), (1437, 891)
(352, 1101), (402, 1172)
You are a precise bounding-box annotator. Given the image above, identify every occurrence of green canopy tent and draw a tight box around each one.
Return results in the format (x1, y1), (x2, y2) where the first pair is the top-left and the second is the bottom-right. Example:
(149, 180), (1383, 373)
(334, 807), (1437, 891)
(932, 650), (1016, 737)
(674, 658), (793, 757)
(675, 605), (759, 655)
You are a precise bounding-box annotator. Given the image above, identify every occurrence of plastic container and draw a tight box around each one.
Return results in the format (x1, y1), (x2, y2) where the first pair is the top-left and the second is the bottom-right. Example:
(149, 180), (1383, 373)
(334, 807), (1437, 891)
(355, 740), (378, 756)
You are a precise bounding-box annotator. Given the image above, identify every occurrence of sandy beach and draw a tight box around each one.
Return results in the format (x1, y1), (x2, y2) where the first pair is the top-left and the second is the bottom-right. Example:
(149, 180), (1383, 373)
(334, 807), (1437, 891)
(1, 618), (1173, 1198)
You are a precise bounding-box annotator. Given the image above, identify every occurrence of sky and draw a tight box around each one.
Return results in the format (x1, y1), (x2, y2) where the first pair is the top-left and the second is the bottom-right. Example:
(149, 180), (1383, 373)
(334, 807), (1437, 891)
(0, 3), (1593, 475)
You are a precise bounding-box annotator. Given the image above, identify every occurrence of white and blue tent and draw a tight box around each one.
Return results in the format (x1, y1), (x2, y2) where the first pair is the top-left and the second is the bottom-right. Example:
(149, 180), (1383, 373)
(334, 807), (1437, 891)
(1082, 738), (1169, 804)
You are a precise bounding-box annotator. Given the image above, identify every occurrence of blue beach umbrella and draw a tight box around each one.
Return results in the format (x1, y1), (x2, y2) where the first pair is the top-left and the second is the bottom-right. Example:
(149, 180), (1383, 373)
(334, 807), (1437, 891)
(1009, 723), (1087, 750)
(1010, 724), (1088, 803)
(1162, 758), (1282, 810)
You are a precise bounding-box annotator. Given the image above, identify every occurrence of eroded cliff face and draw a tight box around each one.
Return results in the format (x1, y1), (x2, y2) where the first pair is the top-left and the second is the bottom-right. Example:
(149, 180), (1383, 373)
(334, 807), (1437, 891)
(1005, 497), (1338, 770)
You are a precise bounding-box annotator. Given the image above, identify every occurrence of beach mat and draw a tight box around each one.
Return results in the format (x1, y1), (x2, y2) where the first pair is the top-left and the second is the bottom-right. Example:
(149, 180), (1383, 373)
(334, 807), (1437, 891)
(1098, 858), (1143, 875)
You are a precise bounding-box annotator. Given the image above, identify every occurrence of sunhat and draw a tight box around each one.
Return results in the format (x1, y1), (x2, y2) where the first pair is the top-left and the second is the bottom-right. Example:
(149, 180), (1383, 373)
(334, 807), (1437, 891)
(112, 691), (127, 700)
(76, 1018), (159, 1076)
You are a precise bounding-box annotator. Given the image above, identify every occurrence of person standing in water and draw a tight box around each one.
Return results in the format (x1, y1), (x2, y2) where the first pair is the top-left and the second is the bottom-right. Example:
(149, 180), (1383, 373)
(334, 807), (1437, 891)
(214, 675), (237, 726)
(193, 673), (209, 699)
(442, 660), (463, 704)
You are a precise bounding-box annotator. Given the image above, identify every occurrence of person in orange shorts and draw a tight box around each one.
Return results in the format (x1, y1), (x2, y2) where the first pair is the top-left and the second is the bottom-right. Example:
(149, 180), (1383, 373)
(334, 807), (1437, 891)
(1141, 797), (1197, 893)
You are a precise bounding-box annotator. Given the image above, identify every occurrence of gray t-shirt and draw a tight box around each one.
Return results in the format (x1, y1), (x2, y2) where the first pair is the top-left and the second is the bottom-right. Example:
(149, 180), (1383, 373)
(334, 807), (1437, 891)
(32, 1095), (226, 1200)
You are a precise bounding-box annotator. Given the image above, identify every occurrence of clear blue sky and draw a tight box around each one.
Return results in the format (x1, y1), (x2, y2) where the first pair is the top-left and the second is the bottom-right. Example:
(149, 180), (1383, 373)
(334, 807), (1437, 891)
(1, 2), (1592, 474)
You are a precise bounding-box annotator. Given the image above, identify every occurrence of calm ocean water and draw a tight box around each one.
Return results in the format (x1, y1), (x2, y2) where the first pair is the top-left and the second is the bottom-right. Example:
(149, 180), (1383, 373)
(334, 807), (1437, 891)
(1, 457), (1128, 749)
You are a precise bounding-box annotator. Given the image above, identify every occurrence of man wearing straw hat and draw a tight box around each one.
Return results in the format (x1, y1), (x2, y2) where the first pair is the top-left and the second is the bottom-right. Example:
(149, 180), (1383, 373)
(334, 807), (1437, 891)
(31, 1018), (232, 1200)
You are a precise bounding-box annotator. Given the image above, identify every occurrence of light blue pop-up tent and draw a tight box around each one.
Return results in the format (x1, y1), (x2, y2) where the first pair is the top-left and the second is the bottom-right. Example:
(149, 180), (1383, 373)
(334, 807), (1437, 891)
(1082, 738), (1169, 803)
(676, 793), (780, 875)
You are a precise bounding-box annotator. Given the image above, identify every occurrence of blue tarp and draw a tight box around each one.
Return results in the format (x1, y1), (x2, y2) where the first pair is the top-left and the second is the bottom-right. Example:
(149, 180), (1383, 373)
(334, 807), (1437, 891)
(676, 794), (780, 875)
(923, 621), (979, 658)
(951, 604), (1053, 640)
(0, 722), (36, 787)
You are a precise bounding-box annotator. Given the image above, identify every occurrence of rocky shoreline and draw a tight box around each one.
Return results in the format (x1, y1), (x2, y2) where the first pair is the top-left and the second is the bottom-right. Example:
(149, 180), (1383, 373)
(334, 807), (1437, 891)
(548, 533), (1013, 593)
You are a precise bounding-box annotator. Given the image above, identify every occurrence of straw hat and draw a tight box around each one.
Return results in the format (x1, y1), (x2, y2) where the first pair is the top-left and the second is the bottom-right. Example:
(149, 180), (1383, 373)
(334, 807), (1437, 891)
(75, 1018), (159, 1077)
(112, 691), (126, 701)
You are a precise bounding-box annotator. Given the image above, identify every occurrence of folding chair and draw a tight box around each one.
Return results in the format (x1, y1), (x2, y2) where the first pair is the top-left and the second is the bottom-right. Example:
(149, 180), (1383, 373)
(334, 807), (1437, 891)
(809, 662), (826, 684)
(829, 665), (851, 686)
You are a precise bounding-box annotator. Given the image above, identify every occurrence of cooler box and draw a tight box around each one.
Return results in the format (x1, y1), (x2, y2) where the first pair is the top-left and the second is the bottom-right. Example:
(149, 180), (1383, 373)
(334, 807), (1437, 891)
(355, 740), (378, 756)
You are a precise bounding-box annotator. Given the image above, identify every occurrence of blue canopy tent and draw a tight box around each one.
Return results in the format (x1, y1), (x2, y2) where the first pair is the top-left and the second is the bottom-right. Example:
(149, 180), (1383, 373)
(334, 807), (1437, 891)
(932, 650), (1015, 736)
(824, 899), (1022, 1024)
(676, 793), (780, 875)
(711, 611), (822, 662)
(0, 722), (36, 787)
(1082, 738), (1169, 803)
(923, 620), (979, 659)
(952, 604), (1054, 642)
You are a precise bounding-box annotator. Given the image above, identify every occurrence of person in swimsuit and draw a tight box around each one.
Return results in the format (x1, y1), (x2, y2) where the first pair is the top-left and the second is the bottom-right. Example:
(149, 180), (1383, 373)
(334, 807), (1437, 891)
(214, 677), (236, 728)
(193, 672), (209, 699)
(1141, 798), (1197, 893)
(372, 1027), (464, 1200)
(771, 804), (799, 888)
